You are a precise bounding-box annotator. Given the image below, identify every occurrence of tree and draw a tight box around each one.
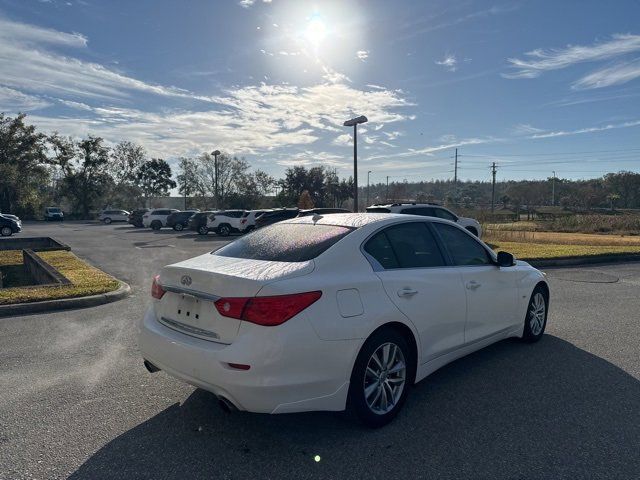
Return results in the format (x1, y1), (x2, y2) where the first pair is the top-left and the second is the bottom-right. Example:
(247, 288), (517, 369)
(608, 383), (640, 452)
(109, 141), (146, 186)
(298, 190), (314, 209)
(137, 158), (176, 199)
(59, 136), (111, 218)
(176, 157), (201, 198)
(0, 114), (49, 216)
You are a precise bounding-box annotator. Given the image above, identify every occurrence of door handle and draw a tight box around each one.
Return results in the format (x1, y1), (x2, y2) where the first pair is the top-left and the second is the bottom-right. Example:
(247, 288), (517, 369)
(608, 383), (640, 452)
(397, 288), (418, 297)
(466, 280), (481, 290)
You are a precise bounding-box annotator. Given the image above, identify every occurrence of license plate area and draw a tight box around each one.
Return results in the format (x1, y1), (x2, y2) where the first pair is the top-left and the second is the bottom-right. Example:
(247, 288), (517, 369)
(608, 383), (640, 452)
(158, 293), (223, 341)
(175, 294), (206, 327)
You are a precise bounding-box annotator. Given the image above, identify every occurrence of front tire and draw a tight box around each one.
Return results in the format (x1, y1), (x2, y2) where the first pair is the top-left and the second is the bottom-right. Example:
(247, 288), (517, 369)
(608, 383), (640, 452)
(348, 328), (412, 428)
(151, 221), (162, 231)
(1, 226), (13, 237)
(198, 225), (209, 235)
(217, 224), (231, 236)
(522, 286), (548, 343)
(174, 223), (184, 231)
(103, 218), (112, 225)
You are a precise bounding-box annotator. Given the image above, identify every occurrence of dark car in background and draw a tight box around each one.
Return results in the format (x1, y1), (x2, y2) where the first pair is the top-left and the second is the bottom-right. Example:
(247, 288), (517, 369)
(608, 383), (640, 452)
(128, 208), (150, 227)
(188, 211), (215, 235)
(254, 208), (299, 229)
(297, 208), (351, 217)
(0, 214), (21, 237)
(166, 210), (200, 231)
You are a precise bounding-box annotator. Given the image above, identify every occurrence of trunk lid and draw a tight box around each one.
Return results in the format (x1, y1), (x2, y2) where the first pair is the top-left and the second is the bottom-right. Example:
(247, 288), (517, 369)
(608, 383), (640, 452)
(154, 253), (314, 344)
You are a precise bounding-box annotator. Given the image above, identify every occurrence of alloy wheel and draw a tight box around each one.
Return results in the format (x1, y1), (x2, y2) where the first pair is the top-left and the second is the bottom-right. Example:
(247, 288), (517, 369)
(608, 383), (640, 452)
(529, 292), (546, 336)
(1, 226), (12, 236)
(363, 342), (406, 415)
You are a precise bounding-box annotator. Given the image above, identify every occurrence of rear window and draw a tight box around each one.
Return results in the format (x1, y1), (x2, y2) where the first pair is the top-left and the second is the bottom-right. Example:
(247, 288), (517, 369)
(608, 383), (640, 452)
(213, 224), (354, 262)
(366, 207), (391, 213)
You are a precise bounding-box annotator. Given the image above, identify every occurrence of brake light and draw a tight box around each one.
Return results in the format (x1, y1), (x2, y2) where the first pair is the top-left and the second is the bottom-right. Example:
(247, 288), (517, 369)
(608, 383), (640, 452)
(214, 291), (322, 326)
(241, 219), (247, 224)
(151, 275), (166, 299)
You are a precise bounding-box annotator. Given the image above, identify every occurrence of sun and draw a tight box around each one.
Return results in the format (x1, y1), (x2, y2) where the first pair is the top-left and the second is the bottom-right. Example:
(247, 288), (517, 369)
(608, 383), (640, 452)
(304, 16), (327, 47)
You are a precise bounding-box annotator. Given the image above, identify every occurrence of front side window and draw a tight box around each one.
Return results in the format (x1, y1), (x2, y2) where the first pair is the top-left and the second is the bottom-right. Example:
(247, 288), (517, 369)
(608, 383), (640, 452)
(364, 222), (445, 269)
(400, 207), (436, 217)
(433, 223), (491, 266)
(214, 224), (354, 262)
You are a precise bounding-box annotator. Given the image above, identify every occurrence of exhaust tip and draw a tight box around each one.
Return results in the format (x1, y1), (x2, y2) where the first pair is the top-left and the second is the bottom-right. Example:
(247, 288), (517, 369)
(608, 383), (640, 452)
(143, 360), (160, 373)
(218, 396), (237, 413)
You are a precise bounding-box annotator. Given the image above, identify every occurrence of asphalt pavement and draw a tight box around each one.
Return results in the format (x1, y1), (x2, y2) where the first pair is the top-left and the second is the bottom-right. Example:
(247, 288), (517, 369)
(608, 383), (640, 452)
(0, 221), (639, 480)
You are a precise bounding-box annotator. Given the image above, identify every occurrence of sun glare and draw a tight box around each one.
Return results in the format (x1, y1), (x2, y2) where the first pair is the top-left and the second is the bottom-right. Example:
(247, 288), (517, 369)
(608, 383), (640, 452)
(304, 17), (327, 46)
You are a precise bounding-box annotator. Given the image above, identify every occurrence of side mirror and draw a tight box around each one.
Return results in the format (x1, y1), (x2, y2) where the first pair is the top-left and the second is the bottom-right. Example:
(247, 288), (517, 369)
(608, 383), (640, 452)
(497, 251), (515, 267)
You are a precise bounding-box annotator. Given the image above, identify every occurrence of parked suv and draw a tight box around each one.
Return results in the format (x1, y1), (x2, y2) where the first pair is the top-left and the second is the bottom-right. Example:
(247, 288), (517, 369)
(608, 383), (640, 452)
(254, 208), (299, 229)
(166, 210), (200, 231)
(205, 210), (246, 236)
(128, 208), (150, 227)
(142, 209), (180, 230)
(189, 211), (215, 235)
(99, 209), (130, 224)
(238, 209), (267, 233)
(0, 214), (21, 236)
(366, 203), (482, 237)
(44, 206), (64, 221)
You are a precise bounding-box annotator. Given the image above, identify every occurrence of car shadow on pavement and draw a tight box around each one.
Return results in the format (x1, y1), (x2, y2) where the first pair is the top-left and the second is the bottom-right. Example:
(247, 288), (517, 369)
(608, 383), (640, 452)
(69, 335), (640, 479)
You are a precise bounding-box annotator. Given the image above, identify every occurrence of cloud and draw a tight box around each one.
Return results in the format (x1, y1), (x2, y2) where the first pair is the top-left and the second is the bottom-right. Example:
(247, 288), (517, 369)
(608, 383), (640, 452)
(333, 134), (352, 146)
(0, 16), (87, 48)
(572, 59), (640, 89)
(527, 119), (640, 139)
(367, 137), (495, 161)
(238, 0), (255, 7)
(0, 86), (51, 111)
(512, 123), (544, 135)
(356, 50), (369, 61)
(503, 34), (640, 79)
(435, 54), (457, 72)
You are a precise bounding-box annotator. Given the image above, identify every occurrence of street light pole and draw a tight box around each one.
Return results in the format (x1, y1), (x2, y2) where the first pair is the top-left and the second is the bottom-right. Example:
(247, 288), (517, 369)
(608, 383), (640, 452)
(552, 170), (556, 206)
(343, 115), (368, 212)
(367, 170), (372, 207)
(211, 150), (220, 209)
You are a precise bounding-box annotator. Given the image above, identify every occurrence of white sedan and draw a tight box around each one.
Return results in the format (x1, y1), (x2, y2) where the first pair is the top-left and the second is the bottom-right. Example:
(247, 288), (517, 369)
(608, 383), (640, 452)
(139, 213), (549, 427)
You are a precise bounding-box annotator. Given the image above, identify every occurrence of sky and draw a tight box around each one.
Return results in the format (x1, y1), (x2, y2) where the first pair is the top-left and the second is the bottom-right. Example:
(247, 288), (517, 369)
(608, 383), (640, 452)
(1, 0), (640, 185)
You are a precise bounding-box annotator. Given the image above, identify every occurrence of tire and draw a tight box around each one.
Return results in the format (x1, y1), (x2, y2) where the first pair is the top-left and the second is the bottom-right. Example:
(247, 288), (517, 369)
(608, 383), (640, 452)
(103, 217), (112, 225)
(151, 221), (162, 231)
(217, 224), (231, 237)
(197, 225), (209, 235)
(522, 286), (548, 343)
(174, 223), (184, 231)
(465, 226), (478, 236)
(348, 328), (413, 428)
(1, 226), (13, 237)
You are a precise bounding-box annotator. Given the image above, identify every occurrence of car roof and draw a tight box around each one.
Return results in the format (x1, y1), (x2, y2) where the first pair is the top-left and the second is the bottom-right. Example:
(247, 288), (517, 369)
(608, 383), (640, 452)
(367, 203), (443, 208)
(283, 212), (409, 228)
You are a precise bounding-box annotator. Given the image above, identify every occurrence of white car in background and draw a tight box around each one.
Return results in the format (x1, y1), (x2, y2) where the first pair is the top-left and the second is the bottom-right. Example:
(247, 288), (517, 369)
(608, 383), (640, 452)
(139, 213), (549, 427)
(238, 209), (267, 233)
(98, 209), (130, 224)
(142, 208), (180, 230)
(366, 203), (483, 238)
(205, 210), (246, 236)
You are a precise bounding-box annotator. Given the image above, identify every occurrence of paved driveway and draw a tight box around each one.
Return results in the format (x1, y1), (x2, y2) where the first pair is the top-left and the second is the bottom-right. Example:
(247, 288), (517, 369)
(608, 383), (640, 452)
(1, 222), (639, 479)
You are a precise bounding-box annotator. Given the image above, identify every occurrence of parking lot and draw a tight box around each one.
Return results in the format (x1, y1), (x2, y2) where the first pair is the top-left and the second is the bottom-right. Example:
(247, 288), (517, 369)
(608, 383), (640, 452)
(1, 221), (639, 479)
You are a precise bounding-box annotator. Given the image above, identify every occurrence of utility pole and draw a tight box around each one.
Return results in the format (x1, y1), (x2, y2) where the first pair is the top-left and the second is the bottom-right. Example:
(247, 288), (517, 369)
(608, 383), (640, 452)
(353, 124), (358, 212)
(367, 170), (372, 207)
(552, 170), (556, 206)
(491, 162), (497, 213)
(454, 148), (458, 185)
(386, 175), (389, 202)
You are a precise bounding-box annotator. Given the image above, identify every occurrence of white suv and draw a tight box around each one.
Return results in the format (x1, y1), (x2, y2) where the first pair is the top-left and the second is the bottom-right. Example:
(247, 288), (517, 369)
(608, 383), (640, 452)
(238, 209), (267, 233)
(99, 209), (130, 224)
(143, 209), (180, 230)
(366, 203), (482, 237)
(205, 210), (246, 236)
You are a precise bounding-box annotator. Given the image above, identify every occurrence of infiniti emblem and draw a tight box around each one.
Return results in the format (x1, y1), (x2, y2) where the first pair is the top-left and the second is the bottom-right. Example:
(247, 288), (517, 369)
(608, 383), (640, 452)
(180, 275), (192, 286)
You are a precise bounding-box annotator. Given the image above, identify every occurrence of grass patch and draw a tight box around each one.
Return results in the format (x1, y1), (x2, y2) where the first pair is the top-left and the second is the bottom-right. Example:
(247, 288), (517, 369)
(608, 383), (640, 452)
(490, 241), (640, 260)
(0, 250), (120, 305)
(485, 229), (640, 246)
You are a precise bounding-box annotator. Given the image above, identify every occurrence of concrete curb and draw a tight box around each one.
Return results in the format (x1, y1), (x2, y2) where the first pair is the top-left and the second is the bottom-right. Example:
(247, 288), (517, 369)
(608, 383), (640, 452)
(0, 281), (131, 318)
(527, 254), (640, 268)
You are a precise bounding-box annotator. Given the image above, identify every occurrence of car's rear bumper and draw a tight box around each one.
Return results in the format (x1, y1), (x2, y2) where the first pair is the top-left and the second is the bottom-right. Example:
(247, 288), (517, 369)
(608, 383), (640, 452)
(139, 305), (357, 414)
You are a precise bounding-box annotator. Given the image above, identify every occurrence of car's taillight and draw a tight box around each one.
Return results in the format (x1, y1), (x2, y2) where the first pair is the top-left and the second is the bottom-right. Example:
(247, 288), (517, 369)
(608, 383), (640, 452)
(214, 291), (322, 326)
(241, 219), (247, 224)
(151, 275), (166, 299)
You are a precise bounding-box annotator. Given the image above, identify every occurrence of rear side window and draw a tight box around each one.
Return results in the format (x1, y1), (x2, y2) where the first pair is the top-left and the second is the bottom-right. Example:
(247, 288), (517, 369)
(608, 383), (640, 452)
(434, 208), (457, 221)
(364, 222), (445, 269)
(400, 207), (436, 216)
(433, 223), (491, 266)
(366, 207), (391, 213)
(214, 224), (354, 262)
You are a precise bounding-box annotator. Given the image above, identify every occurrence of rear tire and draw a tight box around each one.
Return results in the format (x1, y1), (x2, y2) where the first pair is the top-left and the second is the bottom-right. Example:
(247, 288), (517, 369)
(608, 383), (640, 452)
(1, 226), (13, 237)
(522, 286), (548, 343)
(174, 223), (184, 231)
(198, 225), (208, 235)
(348, 328), (412, 428)
(151, 221), (162, 231)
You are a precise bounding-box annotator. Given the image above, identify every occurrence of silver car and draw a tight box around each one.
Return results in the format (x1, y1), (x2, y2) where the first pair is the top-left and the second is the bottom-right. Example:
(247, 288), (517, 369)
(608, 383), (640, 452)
(99, 209), (130, 224)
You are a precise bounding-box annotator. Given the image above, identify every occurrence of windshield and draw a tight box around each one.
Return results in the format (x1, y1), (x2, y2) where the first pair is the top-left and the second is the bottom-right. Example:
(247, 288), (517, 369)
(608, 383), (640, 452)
(48, 208), (61, 213)
(213, 223), (354, 262)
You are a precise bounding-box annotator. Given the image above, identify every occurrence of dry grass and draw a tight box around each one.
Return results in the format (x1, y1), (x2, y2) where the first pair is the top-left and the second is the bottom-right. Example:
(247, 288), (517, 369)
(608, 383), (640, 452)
(490, 241), (640, 260)
(0, 250), (120, 305)
(485, 229), (640, 246)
